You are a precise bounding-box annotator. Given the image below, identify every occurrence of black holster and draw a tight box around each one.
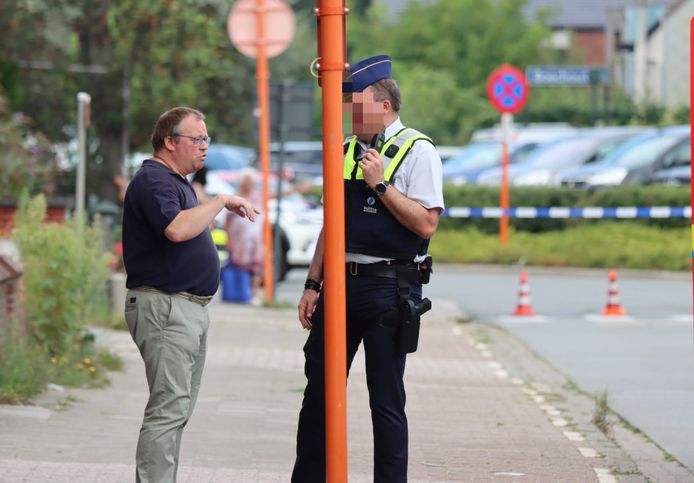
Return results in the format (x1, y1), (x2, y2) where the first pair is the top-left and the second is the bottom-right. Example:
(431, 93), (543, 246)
(394, 272), (432, 355)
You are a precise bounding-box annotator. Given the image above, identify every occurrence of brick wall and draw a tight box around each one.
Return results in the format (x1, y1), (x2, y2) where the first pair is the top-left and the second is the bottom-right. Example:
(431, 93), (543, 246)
(0, 202), (68, 236)
(574, 30), (607, 66)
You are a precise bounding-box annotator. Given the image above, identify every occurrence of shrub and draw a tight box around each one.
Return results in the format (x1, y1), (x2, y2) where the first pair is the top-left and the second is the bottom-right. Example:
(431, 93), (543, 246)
(429, 222), (688, 271)
(0, 93), (56, 200)
(0, 324), (52, 403)
(13, 195), (112, 356)
(441, 185), (690, 233)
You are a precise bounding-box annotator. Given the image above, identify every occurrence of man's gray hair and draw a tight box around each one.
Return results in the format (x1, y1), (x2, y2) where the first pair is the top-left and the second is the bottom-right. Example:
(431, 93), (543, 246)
(370, 79), (401, 113)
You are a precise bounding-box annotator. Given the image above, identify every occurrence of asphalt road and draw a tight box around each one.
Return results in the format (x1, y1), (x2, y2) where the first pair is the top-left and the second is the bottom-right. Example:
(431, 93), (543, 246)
(276, 264), (694, 473)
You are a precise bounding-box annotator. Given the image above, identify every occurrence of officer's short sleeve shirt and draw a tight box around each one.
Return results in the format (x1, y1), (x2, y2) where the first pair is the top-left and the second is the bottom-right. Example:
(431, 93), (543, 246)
(346, 118), (444, 264)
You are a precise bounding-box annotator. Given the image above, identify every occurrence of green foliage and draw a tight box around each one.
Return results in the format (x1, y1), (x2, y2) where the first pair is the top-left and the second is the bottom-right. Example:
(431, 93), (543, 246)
(13, 195), (113, 356)
(593, 390), (611, 435)
(1, 194), (123, 401)
(429, 223), (689, 271)
(667, 106), (690, 125)
(1, 0), (317, 153)
(48, 349), (120, 389)
(441, 185), (690, 233)
(0, 325), (52, 403)
(0, 91), (56, 199)
(348, 0), (552, 143)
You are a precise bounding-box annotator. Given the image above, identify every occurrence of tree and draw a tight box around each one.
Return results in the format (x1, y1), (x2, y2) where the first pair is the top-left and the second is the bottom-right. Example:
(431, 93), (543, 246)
(1, 0), (320, 202)
(347, 0), (551, 143)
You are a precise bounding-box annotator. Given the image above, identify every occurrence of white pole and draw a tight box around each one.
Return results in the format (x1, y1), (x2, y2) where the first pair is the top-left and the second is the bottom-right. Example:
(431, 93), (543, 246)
(76, 92), (91, 217)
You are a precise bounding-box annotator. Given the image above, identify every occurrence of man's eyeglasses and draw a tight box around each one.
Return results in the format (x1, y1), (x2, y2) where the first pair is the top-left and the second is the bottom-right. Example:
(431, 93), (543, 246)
(172, 133), (211, 146)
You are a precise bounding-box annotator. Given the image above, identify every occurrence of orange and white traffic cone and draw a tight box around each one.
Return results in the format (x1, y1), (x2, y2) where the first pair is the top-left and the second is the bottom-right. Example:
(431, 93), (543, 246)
(602, 271), (626, 316)
(513, 271), (536, 316)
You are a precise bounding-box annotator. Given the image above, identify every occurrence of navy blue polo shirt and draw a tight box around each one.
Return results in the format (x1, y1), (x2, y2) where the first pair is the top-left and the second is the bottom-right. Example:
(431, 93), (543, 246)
(122, 159), (220, 296)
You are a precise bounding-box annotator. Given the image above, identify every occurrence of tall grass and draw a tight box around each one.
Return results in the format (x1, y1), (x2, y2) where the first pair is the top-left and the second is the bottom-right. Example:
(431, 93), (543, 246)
(0, 326), (51, 403)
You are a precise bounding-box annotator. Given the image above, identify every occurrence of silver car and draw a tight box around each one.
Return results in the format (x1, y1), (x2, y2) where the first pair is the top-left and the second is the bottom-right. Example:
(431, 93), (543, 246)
(476, 130), (637, 186)
(559, 126), (690, 189)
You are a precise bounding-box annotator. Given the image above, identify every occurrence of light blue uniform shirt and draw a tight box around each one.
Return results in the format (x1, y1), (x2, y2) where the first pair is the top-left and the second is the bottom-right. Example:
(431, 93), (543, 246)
(346, 117), (444, 264)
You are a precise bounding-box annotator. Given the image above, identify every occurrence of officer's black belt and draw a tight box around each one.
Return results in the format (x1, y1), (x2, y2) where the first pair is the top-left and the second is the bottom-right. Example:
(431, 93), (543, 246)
(346, 260), (421, 281)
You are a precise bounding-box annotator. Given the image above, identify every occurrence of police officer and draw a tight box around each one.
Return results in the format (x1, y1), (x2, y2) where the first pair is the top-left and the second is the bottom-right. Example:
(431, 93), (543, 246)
(292, 55), (444, 483)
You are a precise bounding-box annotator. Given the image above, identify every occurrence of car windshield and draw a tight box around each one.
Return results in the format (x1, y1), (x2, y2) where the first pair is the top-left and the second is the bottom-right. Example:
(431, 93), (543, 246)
(524, 138), (599, 168)
(444, 144), (501, 171)
(610, 135), (682, 168)
(271, 148), (323, 165)
(205, 146), (254, 171)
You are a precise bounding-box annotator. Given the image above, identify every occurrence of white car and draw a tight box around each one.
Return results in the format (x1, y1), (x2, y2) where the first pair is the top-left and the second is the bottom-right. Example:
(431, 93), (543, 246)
(204, 170), (322, 280)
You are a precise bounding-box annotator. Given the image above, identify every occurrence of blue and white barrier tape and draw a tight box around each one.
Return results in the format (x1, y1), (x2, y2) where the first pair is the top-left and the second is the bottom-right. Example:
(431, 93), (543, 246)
(443, 206), (691, 219)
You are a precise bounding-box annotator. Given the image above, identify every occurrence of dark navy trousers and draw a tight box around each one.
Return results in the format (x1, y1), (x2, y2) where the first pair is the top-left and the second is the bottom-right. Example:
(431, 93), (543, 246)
(292, 274), (422, 483)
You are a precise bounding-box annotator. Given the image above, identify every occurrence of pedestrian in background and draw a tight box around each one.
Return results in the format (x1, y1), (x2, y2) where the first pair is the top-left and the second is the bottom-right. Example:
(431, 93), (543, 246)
(292, 55), (444, 482)
(225, 168), (264, 305)
(122, 106), (259, 483)
(190, 165), (210, 204)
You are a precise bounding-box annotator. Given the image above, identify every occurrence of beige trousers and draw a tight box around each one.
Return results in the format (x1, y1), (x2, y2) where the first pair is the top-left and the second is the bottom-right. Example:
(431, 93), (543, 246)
(124, 288), (209, 483)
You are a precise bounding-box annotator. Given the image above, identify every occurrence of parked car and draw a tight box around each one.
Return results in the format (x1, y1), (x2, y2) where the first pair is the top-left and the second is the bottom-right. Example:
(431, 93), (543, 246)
(476, 130), (640, 187)
(649, 165), (690, 186)
(204, 169), (322, 280)
(559, 126), (690, 189)
(471, 122), (578, 143)
(437, 145), (467, 163)
(442, 141), (540, 186)
(204, 144), (256, 171)
(269, 141), (323, 185)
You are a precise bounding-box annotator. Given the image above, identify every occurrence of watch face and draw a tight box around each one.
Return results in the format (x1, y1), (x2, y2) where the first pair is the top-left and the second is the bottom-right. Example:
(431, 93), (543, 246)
(375, 182), (387, 195)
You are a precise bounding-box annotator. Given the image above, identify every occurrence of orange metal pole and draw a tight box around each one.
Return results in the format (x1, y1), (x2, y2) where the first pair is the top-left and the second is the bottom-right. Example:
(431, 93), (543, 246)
(256, 0), (275, 301)
(500, 124), (509, 247)
(316, 1), (347, 481)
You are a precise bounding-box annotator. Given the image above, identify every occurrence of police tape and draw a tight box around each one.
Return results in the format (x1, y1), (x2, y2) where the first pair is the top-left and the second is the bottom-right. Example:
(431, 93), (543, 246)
(443, 206), (692, 218)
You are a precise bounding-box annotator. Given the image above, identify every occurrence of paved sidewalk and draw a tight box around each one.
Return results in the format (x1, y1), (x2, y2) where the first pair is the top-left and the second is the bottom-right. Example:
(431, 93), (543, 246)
(0, 297), (679, 482)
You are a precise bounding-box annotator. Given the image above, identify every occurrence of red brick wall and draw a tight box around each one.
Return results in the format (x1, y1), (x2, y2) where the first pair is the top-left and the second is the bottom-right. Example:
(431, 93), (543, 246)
(574, 30), (606, 66)
(0, 205), (68, 235)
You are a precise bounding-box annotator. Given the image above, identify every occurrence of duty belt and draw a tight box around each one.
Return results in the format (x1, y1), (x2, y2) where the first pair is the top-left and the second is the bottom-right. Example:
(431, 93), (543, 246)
(346, 260), (422, 281)
(133, 286), (213, 307)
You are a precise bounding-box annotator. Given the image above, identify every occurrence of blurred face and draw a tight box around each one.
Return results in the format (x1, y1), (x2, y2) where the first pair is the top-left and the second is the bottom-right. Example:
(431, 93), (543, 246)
(344, 87), (386, 142)
(169, 115), (209, 176)
(239, 174), (254, 195)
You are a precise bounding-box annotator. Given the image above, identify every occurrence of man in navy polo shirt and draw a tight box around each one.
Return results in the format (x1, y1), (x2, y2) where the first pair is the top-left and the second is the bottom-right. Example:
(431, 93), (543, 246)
(122, 106), (259, 483)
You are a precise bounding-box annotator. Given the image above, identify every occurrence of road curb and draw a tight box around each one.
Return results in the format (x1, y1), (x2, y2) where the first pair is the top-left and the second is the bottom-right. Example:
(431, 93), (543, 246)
(467, 318), (694, 482)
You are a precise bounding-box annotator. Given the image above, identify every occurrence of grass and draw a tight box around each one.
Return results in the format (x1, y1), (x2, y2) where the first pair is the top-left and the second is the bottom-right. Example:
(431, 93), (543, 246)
(48, 346), (123, 389)
(88, 298), (128, 331)
(593, 390), (611, 435)
(0, 329), (52, 403)
(430, 222), (689, 271)
(0, 325), (124, 403)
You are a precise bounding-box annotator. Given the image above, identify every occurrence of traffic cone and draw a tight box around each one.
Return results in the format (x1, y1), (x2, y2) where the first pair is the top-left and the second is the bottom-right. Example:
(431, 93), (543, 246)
(602, 271), (626, 316)
(513, 271), (536, 316)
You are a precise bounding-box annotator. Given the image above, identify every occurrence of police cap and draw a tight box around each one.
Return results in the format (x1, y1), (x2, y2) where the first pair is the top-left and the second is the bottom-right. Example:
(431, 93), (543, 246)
(342, 54), (392, 93)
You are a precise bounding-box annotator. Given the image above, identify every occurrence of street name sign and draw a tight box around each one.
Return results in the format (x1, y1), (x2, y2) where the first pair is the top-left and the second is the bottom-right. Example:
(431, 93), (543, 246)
(526, 66), (610, 86)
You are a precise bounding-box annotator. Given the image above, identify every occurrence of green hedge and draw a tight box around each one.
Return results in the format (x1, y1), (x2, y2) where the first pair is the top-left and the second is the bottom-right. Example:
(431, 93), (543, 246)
(430, 223), (689, 271)
(440, 185), (690, 233)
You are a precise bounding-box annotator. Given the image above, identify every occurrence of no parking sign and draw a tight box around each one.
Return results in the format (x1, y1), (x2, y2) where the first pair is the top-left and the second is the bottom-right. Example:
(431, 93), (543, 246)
(486, 64), (529, 247)
(487, 64), (529, 114)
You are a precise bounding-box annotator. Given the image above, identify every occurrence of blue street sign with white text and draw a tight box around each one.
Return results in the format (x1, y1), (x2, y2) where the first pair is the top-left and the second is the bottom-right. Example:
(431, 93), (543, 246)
(526, 66), (610, 86)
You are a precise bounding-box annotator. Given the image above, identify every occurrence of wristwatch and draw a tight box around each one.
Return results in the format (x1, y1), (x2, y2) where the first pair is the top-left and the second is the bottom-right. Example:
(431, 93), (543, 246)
(373, 180), (389, 196)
